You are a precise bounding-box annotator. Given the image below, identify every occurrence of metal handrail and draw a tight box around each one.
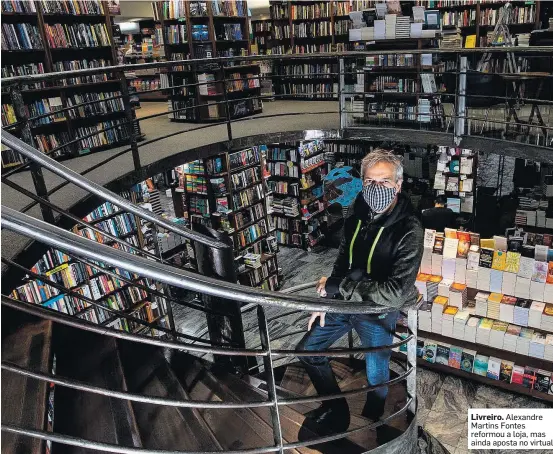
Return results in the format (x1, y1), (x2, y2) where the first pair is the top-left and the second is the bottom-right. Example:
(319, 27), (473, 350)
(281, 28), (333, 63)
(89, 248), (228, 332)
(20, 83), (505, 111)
(2, 46), (552, 85)
(1, 131), (228, 251)
(2, 206), (411, 315)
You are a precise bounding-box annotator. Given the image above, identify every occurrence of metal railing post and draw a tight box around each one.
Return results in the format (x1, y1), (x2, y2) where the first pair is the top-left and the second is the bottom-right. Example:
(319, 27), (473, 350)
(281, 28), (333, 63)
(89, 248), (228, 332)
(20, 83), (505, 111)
(339, 57), (347, 129)
(454, 55), (468, 146)
(7, 82), (56, 225)
(118, 69), (142, 171)
(257, 305), (284, 454)
(406, 307), (418, 416)
(221, 62), (233, 142)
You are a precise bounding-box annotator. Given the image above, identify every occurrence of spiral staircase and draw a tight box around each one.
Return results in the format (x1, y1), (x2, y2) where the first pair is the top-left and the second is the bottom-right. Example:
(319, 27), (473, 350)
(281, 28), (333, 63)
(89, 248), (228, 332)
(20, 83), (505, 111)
(2, 302), (418, 454)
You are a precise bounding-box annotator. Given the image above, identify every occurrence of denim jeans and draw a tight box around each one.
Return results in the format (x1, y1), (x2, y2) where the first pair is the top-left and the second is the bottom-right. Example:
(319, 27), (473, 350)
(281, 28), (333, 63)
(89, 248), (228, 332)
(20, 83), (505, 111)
(296, 311), (398, 419)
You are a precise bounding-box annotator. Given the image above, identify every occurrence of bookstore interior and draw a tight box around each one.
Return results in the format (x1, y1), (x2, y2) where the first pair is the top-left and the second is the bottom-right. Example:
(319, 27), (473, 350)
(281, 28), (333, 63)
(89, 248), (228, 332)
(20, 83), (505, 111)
(2, 0), (553, 452)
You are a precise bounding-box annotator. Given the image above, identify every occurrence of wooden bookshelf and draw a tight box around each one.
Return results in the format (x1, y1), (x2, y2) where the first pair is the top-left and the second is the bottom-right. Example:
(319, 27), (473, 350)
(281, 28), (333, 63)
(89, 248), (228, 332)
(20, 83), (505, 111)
(152, 0), (263, 122)
(172, 148), (281, 290)
(265, 140), (330, 250)
(8, 187), (174, 336)
(392, 352), (553, 403)
(0, 0), (144, 169)
(417, 0), (542, 47)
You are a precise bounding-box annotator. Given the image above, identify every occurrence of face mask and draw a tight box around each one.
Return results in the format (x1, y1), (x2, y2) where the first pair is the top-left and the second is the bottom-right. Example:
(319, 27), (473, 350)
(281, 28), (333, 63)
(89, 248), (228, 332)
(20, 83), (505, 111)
(362, 183), (397, 213)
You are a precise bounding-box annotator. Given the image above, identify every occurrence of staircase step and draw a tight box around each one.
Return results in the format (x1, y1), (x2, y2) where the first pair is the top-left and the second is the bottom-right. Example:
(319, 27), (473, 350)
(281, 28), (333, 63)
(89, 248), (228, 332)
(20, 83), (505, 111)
(170, 352), (297, 452)
(52, 327), (142, 453)
(1, 309), (53, 454)
(245, 375), (378, 451)
(117, 341), (222, 452)
(302, 361), (356, 396)
(214, 367), (367, 454)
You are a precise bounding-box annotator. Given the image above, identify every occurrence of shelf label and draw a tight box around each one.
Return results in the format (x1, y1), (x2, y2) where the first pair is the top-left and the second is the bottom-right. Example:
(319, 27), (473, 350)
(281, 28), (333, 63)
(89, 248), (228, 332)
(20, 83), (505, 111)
(468, 409), (553, 450)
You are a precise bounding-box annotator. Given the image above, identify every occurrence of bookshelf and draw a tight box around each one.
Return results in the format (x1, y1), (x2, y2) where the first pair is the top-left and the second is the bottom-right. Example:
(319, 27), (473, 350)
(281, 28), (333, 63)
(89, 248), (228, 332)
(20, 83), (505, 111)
(416, 0), (541, 48)
(152, 0), (263, 122)
(121, 19), (168, 103)
(0, 0), (143, 169)
(251, 19), (272, 54)
(266, 140), (330, 250)
(9, 186), (174, 337)
(172, 148), (281, 290)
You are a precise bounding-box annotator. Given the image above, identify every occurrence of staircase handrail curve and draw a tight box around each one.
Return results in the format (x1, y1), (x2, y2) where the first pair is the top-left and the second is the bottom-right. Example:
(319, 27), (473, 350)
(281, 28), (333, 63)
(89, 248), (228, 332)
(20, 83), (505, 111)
(2, 46), (552, 86)
(3, 206), (416, 315)
(1, 132), (229, 251)
(1, 359), (412, 409)
(1, 295), (414, 357)
(1, 396), (412, 454)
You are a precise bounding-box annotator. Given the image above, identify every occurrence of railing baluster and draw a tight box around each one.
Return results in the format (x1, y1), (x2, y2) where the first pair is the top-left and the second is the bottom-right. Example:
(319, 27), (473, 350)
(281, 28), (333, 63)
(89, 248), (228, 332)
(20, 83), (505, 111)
(8, 82), (56, 224)
(257, 305), (284, 454)
(118, 69), (142, 171)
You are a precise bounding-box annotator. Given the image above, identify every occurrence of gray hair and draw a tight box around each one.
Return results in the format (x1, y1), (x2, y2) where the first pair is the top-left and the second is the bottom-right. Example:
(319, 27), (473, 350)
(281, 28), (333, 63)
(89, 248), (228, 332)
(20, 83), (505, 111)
(361, 148), (403, 182)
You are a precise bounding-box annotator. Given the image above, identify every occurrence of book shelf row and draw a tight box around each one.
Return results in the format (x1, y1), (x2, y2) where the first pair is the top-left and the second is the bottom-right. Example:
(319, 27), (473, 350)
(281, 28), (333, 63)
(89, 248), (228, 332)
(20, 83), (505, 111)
(172, 146), (281, 289)
(0, 0), (144, 167)
(149, 0), (263, 122)
(8, 183), (175, 337)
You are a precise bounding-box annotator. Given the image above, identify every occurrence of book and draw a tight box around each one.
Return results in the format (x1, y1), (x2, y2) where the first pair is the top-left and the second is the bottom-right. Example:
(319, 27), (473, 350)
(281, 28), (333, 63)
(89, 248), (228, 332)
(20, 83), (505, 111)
(473, 354), (489, 376)
(486, 356), (501, 380)
(448, 346), (462, 369)
(461, 348), (476, 373)
(534, 370), (551, 393)
(479, 248), (493, 268)
(423, 340), (437, 363)
(491, 250), (506, 270)
(511, 365), (525, 385)
(465, 34), (476, 48)
(500, 360), (514, 382)
(457, 231), (471, 258)
(435, 343), (451, 365)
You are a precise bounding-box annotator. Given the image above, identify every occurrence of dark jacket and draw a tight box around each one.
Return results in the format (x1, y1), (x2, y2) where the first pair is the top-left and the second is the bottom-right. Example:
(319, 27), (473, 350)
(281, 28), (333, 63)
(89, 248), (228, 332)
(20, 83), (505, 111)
(328, 192), (423, 309)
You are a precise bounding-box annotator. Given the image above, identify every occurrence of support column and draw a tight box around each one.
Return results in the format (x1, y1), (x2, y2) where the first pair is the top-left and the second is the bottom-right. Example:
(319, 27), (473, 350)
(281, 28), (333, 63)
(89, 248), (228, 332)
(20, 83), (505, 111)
(193, 223), (249, 372)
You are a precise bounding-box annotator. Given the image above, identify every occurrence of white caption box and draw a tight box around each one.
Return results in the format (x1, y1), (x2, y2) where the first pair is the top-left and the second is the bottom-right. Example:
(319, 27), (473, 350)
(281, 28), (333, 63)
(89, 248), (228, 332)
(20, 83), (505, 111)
(468, 409), (553, 450)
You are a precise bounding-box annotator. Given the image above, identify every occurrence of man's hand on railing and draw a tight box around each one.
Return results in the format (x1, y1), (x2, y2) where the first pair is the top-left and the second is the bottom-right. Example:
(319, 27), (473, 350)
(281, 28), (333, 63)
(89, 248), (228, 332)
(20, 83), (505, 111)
(307, 312), (326, 331)
(316, 276), (328, 297)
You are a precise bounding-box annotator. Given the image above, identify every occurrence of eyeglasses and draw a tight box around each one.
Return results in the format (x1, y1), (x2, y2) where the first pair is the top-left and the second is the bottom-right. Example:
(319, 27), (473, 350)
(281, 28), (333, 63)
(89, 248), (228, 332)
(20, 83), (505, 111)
(363, 178), (397, 189)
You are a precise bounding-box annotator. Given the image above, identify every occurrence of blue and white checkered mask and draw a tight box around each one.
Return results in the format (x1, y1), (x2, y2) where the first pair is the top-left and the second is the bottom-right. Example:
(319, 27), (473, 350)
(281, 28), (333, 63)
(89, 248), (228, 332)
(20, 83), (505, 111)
(362, 183), (397, 213)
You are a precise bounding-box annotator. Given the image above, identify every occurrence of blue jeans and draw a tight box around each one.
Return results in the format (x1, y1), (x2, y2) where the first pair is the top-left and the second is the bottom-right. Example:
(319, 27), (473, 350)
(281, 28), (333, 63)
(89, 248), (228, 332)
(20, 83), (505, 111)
(296, 311), (398, 419)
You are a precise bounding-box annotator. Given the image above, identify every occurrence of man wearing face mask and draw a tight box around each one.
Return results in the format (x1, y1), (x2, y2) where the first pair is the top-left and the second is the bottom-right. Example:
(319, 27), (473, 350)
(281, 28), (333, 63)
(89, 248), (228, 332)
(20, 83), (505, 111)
(296, 149), (423, 439)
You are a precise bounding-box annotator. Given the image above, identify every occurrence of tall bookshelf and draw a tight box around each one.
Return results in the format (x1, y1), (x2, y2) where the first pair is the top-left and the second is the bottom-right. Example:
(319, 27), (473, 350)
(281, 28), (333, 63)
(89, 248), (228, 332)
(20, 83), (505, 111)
(9, 186), (174, 337)
(266, 140), (330, 250)
(172, 148), (281, 290)
(251, 19), (272, 54)
(416, 0), (541, 47)
(152, 0), (263, 122)
(1, 0), (142, 169)
(267, 1), (372, 99)
(122, 19), (168, 102)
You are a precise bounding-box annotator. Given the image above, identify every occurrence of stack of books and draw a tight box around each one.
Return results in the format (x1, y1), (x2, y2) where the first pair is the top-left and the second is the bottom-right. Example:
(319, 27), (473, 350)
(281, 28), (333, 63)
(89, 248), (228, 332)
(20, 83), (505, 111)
(432, 296), (448, 334)
(528, 301), (545, 329)
(395, 16), (410, 39)
(503, 324), (521, 353)
(449, 283), (467, 309)
(464, 316), (479, 343)
(516, 327), (534, 355)
(541, 304), (553, 332)
(489, 321), (508, 349)
(441, 306), (458, 337)
(544, 334), (553, 361)
(453, 309), (471, 339)
(384, 14), (396, 39)
(476, 318), (493, 345)
(419, 301), (432, 332)
(486, 293), (502, 320)
(499, 295), (517, 323)
(514, 299), (531, 326)
(475, 291), (489, 317)
(529, 332), (546, 359)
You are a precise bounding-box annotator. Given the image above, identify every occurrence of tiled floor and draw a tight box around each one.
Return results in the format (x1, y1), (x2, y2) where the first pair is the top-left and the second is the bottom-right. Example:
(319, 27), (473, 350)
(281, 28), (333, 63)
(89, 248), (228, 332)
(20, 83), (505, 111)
(173, 245), (553, 454)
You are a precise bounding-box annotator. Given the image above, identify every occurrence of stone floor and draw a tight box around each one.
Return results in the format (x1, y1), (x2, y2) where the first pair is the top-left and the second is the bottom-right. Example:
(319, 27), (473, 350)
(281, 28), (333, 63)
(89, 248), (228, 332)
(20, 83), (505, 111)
(173, 245), (553, 454)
